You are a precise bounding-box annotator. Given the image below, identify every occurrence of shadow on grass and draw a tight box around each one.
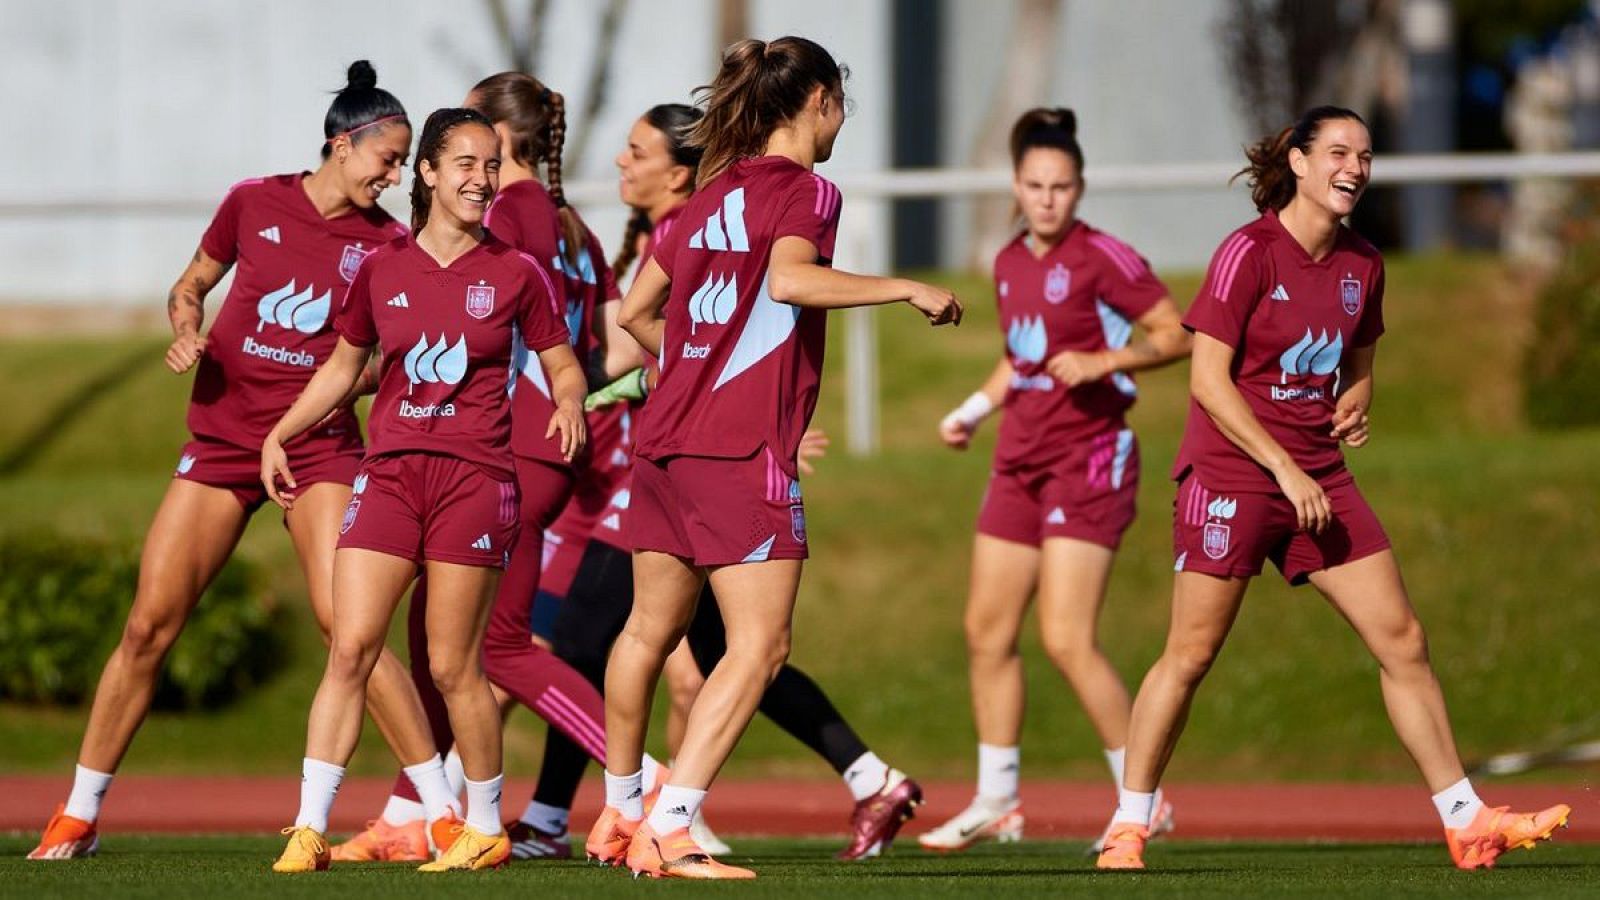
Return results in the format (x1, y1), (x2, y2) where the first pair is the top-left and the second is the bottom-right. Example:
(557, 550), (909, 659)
(0, 340), (160, 476)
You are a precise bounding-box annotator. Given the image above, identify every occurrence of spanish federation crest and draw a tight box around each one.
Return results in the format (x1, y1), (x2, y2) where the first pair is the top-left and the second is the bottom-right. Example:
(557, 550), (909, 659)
(340, 498), (361, 534)
(1044, 263), (1071, 305)
(339, 244), (370, 282)
(790, 504), (808, 544)
(1340, 277), (1362, 316)
(466, 282), (496, 319)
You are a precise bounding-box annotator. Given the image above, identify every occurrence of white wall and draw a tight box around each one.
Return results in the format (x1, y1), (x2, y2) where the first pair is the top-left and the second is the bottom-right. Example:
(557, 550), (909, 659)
(0, 0), (892, 305)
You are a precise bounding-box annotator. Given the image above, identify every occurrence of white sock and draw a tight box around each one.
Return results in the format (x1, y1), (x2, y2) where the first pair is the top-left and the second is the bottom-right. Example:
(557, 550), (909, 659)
(464, 774), (504, 836)
(1432, 777), (1485, 829)
(843, 751), (891, 802)
(1104, 747), (1126, 790)
(404, 755), (462, 821)
(604, 769), (644, 820)
(641, 754), (662, 794)
(295, 758), (346, 833)
(381, 795), (425, 826)
(64, 765), (113, 822)
(977, 743), (1020, 801)
(646, 784), (706, 835)
(1113, 787), (1155, 828)
(443, 749), (466, 799)
(519, 799), (569, 834)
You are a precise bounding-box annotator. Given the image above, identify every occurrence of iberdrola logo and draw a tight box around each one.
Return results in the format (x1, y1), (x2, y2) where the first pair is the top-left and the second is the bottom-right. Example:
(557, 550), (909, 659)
(1006, 315), (1047, 364)
(402, 333), (468, 392)
(256, 280), (332, 334)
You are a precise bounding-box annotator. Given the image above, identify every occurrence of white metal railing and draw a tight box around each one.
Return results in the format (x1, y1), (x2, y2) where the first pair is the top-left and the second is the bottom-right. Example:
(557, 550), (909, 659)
(7, 152), (1600, 217)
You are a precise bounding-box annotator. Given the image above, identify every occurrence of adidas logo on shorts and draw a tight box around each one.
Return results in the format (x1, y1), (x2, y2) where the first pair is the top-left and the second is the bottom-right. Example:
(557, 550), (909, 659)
(472, 534), (492, 551)
(387, 292), (409, 308)
(258, 226), (281, 244)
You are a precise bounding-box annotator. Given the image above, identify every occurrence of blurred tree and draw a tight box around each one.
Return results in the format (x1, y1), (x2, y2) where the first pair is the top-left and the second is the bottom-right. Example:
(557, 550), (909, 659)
(1217, 0), (1381, 136)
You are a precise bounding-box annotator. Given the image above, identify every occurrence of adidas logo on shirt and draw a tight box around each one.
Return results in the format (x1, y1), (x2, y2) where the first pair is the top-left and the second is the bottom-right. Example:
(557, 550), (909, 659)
(1046, 507), (1067, 525)
(258, 226), (281, 244)
(687, 187), (750, 253)
(472, 534), (492, 551)
(1270, 283), (1291, 302)
(387, 292), (410, 308)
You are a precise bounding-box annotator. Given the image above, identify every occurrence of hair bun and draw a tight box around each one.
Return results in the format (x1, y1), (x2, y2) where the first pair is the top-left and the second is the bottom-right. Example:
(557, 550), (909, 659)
(345, 60), (378, 92)
(1055, 108), (1077, 138)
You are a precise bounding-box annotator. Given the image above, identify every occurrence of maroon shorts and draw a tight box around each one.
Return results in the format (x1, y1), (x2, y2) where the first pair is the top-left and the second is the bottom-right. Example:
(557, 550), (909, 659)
(627, 446), (807, 567)
(337, 453), (519, 568)
(1172, 471), (1391, 585)
(175, 434), (362, 512)
(977, 427), (1140, 550)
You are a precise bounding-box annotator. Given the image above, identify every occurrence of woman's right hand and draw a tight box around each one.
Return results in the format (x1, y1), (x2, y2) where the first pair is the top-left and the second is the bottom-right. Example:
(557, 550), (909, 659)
(938, 417), (975, 450)
(906, 281), (963, 326)
(1273, 463), (1331, 534)
(261, 433), (298, 510)
(165, 330), (207, 374)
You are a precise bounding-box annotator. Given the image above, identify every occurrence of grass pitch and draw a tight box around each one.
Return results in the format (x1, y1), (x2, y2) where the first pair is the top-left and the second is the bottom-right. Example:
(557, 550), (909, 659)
(3, 835), (1598, 898)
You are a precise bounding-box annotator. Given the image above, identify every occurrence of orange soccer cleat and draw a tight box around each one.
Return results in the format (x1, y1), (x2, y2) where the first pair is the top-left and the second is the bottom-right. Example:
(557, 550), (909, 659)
(1094, 822), (1149, 871)
(584, 806), (640, 866)
(27, 805), (99, 861)
(329, 817), (429, 862)
(1445, 803), (1572, 870)
(624, 821), (755, 880)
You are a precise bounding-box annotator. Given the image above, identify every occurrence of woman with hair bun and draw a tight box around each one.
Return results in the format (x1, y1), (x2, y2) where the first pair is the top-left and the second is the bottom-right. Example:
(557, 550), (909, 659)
(922, 107), (1191, 855)
(266, 106), (584, 874)
(29, 61), (425, 862)
(1094, 107), (1570, 871)
(587, 37), (962, 880)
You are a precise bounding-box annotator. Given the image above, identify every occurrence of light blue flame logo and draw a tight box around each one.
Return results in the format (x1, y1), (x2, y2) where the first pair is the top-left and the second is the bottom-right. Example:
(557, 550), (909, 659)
(687, 273), (739, 334)
(1206, 496), (1238, 520)
(352, 472), (368, 495)
(1006, 315), (1047, 364)
(402, 333), (469, 392)
(1278, 328), (1343, 381)
(175, 453), (196, 474)
(256, 279), (331, 334)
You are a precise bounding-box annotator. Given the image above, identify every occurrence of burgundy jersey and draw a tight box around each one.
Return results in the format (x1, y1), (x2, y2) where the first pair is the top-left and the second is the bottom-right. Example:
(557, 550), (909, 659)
(634, 156), (841, 471)
(334, 233), (569, 481)
(191, 173), (405, 447)
(484, 181), (616, 464)
(991, 222), (1167, 471)
(1175, 209), (1385, 492)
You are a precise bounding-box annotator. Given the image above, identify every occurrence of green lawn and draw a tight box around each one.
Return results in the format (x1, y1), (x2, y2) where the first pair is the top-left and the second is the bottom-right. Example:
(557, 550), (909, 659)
(2, 836), (1596, 898)
(2, 253), (1597, 783)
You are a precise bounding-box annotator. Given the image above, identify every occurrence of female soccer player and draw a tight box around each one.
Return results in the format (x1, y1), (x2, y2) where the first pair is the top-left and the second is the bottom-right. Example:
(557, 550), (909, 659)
(1094, 107), (1571, 871)
(587, 38), (961, 880)
(921, 108), (1190, 854)
(27, 62), (436, 862)
(330, 73), (647, 865)
(267, 107), (585, 874)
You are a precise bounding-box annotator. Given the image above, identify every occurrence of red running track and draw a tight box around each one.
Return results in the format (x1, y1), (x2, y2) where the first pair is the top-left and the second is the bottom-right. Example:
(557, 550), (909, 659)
(2, 776), (1593, 842)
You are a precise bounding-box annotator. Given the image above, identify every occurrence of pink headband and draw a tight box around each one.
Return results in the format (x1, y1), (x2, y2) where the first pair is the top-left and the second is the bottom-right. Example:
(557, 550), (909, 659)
(326, 114), (408, 145)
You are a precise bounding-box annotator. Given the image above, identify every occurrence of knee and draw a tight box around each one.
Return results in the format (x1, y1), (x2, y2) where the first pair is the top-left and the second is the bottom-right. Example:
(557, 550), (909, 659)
(1381, 617), (1431, 671)
(118, 609), (182, 662)
(725, 632), (791, 685)
(429, 650), (481, 696)
(326, 634), (380, 683)
(1041, 630), (1098, 676)
(963, 612), (1017, 663)
(1163, 638), (1221, 685)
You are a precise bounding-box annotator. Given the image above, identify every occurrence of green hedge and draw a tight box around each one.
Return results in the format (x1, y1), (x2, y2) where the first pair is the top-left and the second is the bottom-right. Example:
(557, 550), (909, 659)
(1525, 229), (1600, 427)
(0, 533), (291, 708)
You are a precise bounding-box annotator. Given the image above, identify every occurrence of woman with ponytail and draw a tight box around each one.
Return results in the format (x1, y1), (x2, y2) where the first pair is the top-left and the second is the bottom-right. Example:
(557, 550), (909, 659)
(587, 37), (961, 880)
(923, 107), (1191, 856)
(265, 107), (585, 874)
(29, 61), (429, 863)
(1093, 107), (1570, 871)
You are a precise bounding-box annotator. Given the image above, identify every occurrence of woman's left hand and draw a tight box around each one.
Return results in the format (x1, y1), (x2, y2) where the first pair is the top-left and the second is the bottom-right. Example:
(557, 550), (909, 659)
(547, 400), (588, 462)
(1330, 401), (1370, 448)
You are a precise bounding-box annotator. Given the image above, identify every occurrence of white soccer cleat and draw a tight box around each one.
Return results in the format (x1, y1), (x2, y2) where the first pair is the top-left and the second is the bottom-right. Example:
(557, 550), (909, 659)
(1089, 791), (1174, 855)
(916, 796), (1023, 852)
(689, 808), (732, 856)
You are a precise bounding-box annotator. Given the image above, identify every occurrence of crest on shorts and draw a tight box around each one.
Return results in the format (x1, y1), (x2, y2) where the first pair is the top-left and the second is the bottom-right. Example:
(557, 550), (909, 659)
(1044, 263), (1071, 305)
(1202, 496), (1237, 561)
(1340, 277), (1362, 316)
(791, 505), (808, 544)
(340, 498), (361, 534)
(339, 244), (371, 282)
(466, 282), (496, 319)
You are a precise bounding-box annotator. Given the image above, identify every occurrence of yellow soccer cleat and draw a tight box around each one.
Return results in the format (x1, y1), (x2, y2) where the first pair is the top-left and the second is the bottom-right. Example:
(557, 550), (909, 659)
(417, 823), (511, 872)
(1446, 803), (1572, 870)
(330, 817), (429, 862)
(272, 825), (331, 873)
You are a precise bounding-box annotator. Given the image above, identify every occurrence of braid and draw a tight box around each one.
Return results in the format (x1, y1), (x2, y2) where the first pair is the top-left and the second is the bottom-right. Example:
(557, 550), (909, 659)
(611, 208), (653, 282)
(544, 89), (586, 269)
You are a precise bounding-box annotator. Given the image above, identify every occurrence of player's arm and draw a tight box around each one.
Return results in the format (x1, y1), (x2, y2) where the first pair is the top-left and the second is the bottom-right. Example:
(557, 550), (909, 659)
(767, 237), (962, 325)
(600, 299), (649, 379)
(1331, 343), (1375, 448)
(939, 357), (1012, 450)
(261, 338), (372, 509)
(164, 246), (231, 374)
(617, 258), (672, 358)
(1190, 332), (1330, 534)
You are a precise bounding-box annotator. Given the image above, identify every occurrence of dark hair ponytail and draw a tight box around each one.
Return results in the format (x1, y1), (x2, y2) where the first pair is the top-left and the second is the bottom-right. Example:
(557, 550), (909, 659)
(1009, 107), (1083, 173)
(322, 60), (409, 159)
(1234, 105), (1367, 211)
(612, 103), (705, 281)
(690, 36), (847, 187)
(409, 107), (494, 232)
(468, 72), (586, 268)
